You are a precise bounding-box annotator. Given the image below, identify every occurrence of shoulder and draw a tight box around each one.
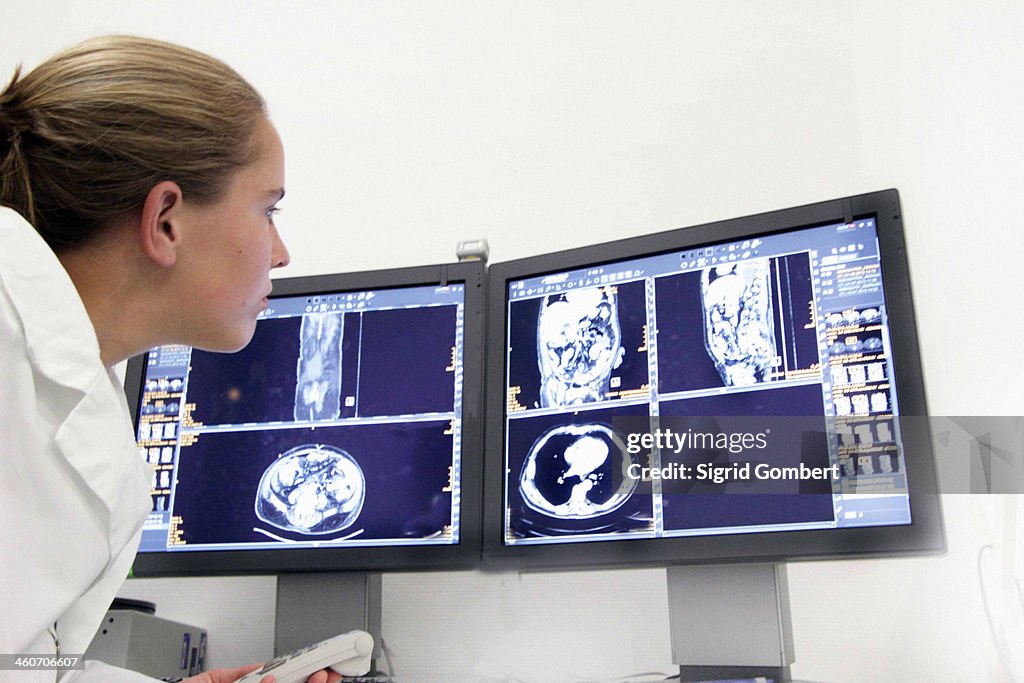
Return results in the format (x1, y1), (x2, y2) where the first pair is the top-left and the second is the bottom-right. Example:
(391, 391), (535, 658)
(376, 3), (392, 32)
(0, 206), (73, 310)
(0, 207), (105, 392)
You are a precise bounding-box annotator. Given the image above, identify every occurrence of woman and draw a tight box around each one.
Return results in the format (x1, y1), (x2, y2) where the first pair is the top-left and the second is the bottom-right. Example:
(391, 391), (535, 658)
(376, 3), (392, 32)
(0, 35), (336, 683)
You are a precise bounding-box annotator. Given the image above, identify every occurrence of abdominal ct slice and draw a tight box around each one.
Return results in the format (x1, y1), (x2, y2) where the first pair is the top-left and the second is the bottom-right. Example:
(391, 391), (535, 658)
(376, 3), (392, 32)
(537, 286), (624, 407)
(701, 260), (776, 386)
(255, 444), (365, 535)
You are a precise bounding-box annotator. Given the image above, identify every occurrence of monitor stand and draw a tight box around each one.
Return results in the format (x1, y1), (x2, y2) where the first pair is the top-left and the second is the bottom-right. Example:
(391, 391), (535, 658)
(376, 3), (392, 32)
(667, 563), (795, 682)
(274, 572), (383, 666)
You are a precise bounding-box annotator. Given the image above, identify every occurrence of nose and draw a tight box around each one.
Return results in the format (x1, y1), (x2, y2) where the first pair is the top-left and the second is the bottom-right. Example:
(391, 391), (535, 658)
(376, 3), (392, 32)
(271, 223), (291, 269)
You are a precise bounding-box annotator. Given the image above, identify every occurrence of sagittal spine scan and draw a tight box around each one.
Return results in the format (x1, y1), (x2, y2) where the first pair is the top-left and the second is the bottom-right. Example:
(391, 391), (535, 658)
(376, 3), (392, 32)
(701, 260), (777, 386)
(537, 286), (625, 407)
(255, 443), (365, 534)
(519, 423), (637, 519)
(294, 313), (343, 421)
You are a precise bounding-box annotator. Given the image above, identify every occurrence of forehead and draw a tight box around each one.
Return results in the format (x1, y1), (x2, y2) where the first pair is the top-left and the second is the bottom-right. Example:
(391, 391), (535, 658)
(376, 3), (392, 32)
(255, 118), (284, 170)
(232, 118), (284, 193)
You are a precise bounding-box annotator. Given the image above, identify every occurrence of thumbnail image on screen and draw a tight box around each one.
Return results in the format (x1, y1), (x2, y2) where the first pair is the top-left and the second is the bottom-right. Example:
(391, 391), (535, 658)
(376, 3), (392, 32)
(133, 282), (468, 554)
(501, 219), (913, 546)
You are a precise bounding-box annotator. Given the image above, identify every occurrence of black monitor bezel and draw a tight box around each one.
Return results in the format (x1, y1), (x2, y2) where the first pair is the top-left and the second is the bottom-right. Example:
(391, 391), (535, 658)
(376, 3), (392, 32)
(125, 260), (486, 577)
(482, 189), (945, 571)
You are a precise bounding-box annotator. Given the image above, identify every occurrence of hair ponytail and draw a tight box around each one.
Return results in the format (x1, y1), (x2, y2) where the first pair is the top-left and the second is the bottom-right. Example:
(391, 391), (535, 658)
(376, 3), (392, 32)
(0, 66), (37, 227)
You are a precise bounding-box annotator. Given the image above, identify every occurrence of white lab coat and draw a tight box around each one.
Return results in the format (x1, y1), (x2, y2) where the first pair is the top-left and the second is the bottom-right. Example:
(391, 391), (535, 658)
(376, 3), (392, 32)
(0, 208), (156, 683)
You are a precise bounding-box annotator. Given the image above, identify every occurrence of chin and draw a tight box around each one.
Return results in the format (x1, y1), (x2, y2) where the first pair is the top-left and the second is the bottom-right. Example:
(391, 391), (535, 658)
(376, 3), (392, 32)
(196, 323), (258, 354)
(227, 327), (259, 353)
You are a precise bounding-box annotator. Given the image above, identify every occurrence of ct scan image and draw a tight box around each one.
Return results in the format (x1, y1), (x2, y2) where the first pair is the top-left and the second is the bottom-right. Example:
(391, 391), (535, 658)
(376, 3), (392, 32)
(519, 423), (637, 519)
(255, 443), (366, 535)
(505, 402), (654, 540)
(185, 304), (458, 427)
(507, 280), (649, 411)
(654, 253), (820, 394)
(294, 313), (345, 422)
(170, 420), (456, 545)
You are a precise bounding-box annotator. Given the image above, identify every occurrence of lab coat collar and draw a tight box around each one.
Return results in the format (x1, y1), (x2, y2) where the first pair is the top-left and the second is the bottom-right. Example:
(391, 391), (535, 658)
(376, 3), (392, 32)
(0, 207), (105, 395)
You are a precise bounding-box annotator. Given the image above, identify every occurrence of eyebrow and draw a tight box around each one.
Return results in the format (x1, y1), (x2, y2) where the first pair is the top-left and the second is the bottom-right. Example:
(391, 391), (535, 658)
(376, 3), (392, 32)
(265, 188), (286, 202)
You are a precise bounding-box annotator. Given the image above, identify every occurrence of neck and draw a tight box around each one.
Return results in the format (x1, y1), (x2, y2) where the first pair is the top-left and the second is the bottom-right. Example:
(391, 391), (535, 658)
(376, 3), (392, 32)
(57, 236), (169, 368)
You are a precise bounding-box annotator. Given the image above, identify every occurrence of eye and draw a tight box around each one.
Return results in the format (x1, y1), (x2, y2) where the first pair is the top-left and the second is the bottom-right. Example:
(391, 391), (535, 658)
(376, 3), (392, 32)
(266, 206), (281, 222)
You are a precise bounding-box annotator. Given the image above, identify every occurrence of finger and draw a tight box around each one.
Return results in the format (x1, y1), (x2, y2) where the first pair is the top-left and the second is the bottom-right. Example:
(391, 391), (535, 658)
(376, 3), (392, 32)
(304, 671), (327, 683)
(212, 664), (264, 683)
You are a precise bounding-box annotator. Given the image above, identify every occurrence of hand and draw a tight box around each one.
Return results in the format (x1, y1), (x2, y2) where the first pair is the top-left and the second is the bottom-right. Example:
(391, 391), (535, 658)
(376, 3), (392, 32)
(181, 663), (342, 683)
(183, 664), (271, 683)
(299, 670), (342, 683)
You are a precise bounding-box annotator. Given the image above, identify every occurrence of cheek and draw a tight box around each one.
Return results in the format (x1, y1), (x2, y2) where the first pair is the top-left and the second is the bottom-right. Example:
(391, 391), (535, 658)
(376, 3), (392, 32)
(230, 225), (268, 275)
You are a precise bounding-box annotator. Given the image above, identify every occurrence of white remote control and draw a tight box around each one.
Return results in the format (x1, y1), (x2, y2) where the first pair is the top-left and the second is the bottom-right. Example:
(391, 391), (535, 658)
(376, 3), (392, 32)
(235, 630), (374, 683)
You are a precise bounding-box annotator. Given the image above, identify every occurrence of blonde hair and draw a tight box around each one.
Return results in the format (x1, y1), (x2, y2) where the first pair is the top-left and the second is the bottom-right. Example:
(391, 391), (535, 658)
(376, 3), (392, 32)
(0, 35), (267, 251)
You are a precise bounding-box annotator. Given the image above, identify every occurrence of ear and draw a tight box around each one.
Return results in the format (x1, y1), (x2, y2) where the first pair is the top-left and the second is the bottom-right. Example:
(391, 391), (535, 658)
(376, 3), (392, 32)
(138, 181), (185, 268)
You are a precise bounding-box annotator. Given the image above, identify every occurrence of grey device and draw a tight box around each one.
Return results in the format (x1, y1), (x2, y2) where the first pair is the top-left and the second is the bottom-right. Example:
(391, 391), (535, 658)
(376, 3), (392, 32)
(85, 601), (207, 679)
(456, 238), (489, 263)
(235, 630), (374, 683)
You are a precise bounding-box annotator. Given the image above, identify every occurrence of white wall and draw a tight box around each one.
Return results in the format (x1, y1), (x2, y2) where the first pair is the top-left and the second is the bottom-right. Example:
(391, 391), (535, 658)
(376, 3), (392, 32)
(4, 2), (1022, 680)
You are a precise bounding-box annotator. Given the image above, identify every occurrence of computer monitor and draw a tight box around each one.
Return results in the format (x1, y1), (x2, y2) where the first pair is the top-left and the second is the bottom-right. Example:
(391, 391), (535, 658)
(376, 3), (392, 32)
(123, 260), (485, 655)
(482, 189), (944, 679)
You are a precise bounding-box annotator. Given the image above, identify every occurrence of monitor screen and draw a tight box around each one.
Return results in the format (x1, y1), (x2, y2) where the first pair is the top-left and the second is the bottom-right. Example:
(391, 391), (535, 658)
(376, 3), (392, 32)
(126, 261), (485, 576)
(483, 189), (944, 569)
